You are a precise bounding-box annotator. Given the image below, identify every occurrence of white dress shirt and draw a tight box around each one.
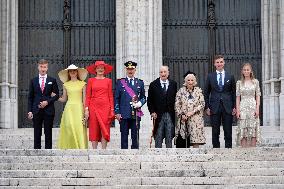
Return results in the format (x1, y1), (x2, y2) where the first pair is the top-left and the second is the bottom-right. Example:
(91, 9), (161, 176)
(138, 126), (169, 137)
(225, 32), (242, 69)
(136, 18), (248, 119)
(39, 74), (47, 86)
(216, 70), (225, 85)
(160, 79), (169, 90)
(127, 76), (135, 85)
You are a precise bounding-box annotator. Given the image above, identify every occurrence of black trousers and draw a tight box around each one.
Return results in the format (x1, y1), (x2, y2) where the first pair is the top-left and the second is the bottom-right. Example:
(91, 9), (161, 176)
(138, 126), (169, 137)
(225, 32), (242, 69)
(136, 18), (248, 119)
(175, 134), (190, 148)
(33, 110), (54, 149)
(120, 119), (139, 149)
(210, 102), (233, 148)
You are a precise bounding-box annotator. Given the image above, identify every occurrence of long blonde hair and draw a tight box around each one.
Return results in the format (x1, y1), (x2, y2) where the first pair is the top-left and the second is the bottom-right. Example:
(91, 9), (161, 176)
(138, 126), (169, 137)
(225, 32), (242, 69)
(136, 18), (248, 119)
(241, 63), (255, 83)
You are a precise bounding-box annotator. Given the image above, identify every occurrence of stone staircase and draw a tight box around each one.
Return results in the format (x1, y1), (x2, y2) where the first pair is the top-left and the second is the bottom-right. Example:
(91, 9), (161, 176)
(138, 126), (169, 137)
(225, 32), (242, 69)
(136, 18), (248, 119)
(0, 126), (284, 188)
(0, 148), (284, 188)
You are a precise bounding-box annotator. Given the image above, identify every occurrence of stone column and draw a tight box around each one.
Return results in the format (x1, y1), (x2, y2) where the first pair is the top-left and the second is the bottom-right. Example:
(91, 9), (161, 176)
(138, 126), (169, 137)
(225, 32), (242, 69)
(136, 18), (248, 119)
(116, 0), (162, 131)
(262, 0), (281, 127)
(262, 0), (269, 126)
(0, 0), (18, 129)
(280, 0), (284, 131)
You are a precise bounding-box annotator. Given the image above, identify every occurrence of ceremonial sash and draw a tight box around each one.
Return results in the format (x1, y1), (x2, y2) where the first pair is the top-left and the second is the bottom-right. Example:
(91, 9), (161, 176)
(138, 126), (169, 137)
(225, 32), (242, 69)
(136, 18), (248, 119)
(120, 79), (144, 117)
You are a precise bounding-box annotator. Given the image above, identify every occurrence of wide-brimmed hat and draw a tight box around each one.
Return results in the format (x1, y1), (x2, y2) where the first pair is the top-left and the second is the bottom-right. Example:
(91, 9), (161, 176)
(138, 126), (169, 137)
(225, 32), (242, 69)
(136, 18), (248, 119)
(86, 60), (113, 75)
(58, 64), (88, 83)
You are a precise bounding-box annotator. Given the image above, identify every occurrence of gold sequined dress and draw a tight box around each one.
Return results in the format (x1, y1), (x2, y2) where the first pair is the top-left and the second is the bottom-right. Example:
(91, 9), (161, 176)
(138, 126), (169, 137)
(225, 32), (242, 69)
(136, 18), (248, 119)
(236, 79), (261, 146)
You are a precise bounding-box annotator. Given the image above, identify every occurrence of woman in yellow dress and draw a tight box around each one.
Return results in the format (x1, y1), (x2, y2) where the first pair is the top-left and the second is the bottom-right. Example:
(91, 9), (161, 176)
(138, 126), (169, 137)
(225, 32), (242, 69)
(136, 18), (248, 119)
(57, 64), (89, 149)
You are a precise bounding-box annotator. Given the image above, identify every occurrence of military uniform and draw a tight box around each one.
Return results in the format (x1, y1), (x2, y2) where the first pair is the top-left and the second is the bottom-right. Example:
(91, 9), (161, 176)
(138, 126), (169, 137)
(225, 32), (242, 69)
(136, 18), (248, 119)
(114, 61), (146, 149)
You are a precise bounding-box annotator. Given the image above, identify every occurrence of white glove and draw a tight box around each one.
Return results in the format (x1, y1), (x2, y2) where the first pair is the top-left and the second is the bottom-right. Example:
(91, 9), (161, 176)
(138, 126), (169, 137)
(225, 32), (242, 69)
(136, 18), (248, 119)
(133, 101), (142, 108)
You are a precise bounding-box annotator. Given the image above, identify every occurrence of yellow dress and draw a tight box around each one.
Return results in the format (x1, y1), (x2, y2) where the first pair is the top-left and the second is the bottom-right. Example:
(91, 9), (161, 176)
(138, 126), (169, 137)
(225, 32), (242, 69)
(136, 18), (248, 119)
(57, 80), (88, 149)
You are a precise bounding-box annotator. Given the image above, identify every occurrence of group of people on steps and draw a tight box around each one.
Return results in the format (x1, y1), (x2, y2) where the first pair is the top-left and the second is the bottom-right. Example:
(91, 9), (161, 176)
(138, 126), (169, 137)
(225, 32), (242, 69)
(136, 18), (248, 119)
(28, 55), (261, 149)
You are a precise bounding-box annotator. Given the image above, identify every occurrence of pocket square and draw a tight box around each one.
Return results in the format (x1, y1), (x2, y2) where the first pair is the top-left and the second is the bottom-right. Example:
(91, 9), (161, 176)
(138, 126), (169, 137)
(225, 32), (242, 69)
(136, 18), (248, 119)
(48, 82), (52, 84)
(226, 80), (230, 83)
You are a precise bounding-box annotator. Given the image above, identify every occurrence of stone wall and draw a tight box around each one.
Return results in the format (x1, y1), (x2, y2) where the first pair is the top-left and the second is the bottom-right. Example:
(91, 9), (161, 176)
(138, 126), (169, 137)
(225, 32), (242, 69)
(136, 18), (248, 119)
(262, 0), (283, 130)
(116, 0), (162, 129)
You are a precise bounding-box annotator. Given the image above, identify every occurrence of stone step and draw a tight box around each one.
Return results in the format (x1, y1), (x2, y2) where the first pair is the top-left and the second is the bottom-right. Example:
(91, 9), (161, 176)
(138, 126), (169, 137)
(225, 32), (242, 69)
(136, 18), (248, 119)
(0, 176), (284, 186)
(0, 127), (152, 135)
(1, 127), (283, 149)
(0, 133), (140, 139)
(140, 176), (284, 185)
(1, 127), (283, 136)
(0, 162), (141, 170)
(1, 161), (283, 171)
(1, 128), (283, 140)
(0, 168), (284, 178)
(0, 139), (153, 149)
(0, 148), (283, 162)
(1, 185), (284, 189)
(1, 147), (283, 155)
(2, 125), (283, 132)
(1, 154), (283, 163)
(0, 140), (169, 149)
(0, 134), (283, 148)
(1, 139), (283, 149)
(0, 133), (282, 141)
(1, 138), (284, 149)
(1, 161), (284, 170)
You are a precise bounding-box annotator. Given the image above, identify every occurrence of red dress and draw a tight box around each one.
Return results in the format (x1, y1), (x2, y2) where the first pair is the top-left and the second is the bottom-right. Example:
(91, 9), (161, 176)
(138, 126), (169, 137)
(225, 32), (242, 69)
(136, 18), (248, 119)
(85, 78), (114, 142)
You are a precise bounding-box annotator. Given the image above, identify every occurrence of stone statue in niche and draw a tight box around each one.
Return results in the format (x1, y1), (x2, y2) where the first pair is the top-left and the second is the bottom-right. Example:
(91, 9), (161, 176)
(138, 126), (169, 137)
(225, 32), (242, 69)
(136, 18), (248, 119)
(64, 0), (70, 22)
(207, 0), (216, 28)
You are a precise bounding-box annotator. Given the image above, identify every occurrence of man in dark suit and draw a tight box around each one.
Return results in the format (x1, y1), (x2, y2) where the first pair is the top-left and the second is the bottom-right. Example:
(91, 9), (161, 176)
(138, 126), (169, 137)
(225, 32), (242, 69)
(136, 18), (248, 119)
(147, 66), (177, 148)
(114, 61), (146, 149)
(204, 55), (236, 148)
(28, 59), (59, 149)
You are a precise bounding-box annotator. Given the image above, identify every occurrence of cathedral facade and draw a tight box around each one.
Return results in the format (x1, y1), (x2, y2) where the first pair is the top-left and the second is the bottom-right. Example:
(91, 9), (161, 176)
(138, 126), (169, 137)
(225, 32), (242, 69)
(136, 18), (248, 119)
(0, 0), (283, 132)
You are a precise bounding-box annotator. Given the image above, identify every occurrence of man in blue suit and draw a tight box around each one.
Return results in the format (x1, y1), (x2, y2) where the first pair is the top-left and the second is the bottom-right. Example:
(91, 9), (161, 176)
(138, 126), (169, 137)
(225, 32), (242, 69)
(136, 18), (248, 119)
(204, 55), (236, 148)
(28, 59), (59, 149)
(115, 61), (146, 149)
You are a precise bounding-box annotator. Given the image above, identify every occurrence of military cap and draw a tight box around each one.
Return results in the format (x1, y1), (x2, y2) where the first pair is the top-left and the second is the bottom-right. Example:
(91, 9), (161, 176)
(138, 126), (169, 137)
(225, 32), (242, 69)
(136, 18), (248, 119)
(124, 61), (137, 69)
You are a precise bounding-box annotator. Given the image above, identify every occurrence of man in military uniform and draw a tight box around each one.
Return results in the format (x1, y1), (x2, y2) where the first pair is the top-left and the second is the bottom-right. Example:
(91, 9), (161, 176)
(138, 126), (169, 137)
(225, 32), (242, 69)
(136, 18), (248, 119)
(114, 61), (146, 149)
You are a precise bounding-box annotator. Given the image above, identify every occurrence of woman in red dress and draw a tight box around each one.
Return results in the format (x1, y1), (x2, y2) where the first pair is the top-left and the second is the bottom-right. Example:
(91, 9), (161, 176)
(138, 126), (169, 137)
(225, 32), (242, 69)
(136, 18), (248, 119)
(85, 60), (115, 149)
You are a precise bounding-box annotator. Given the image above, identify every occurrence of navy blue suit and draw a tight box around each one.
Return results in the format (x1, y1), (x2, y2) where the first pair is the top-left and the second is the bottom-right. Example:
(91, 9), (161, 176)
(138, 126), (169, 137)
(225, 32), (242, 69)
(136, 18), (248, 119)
(204, 71), (236, 148)
(28, 76), (59, 149)
(114, 77), (146, 149)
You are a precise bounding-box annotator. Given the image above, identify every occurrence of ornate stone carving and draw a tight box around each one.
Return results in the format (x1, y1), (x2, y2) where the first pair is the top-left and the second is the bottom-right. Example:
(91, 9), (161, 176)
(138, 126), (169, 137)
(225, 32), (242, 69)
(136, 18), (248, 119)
(63, 0), (71, 31)
(207, 0), (216, 29)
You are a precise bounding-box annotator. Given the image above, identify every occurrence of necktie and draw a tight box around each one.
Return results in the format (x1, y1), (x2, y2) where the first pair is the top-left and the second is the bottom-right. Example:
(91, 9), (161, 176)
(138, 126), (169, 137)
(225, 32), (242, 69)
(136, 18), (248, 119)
(162, 82), (167, 94)
(218, 72), (223, 90)
(40, 77), (45, 92)
(130, 78), (133, 86)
